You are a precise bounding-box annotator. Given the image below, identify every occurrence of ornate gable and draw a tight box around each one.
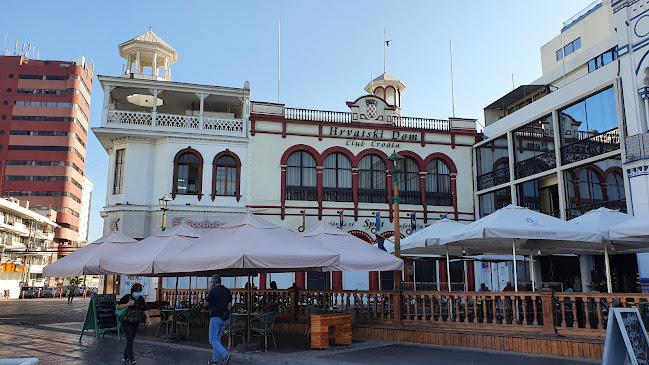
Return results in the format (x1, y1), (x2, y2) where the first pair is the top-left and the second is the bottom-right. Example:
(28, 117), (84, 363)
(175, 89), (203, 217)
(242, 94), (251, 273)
(346, 95), (396, 124)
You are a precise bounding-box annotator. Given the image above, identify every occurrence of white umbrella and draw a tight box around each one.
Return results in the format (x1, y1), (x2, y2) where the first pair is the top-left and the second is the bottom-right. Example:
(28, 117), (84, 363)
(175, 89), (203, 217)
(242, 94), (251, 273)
(302, 223), (403, 272)
(396, 218), (466, 293)
(99, 223), (201, 275)
(609, 212), (649, 239)
(570, 207), (649, 293)
(440, 204), (604, 291)
(154, 213), (340, 276)
(43, 231), (137, 277)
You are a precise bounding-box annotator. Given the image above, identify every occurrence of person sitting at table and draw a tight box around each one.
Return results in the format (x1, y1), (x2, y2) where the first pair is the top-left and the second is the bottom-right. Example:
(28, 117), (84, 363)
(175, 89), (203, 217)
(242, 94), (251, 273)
(478, 283), (490, 292)
(538, 283), (554, 292)
(204, 274), (232, 365)
(503, 281), (515, 292)
(270, 281), (278, 290)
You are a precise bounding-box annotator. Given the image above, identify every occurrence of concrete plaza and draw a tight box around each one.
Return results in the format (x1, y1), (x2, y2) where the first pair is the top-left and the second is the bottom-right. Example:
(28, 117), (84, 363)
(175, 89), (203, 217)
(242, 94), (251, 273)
(0, 298), (599, 364)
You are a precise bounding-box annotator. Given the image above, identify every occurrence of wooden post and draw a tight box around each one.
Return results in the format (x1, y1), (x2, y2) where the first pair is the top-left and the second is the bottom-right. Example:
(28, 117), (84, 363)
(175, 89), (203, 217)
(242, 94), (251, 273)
(539, 291), (555, 334)
(291, 288), (299, 321)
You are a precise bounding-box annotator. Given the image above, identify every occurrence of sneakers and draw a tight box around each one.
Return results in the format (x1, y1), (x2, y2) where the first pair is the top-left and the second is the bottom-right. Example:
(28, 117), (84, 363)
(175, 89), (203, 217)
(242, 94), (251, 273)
(123, 359), (136, 365)
(222, 353), (231, 365)
(207, 361), (219, 365)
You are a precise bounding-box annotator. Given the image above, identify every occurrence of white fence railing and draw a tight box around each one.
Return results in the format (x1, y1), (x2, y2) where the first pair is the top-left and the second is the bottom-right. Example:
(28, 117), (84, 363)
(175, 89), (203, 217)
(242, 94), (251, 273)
(106, 110), (245, 136)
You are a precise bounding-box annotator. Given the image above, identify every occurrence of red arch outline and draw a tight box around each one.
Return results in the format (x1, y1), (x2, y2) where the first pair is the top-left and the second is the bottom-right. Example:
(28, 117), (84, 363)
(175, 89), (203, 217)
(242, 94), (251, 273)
(280, 144), (320, 165)
(172, 146), (204, 200)
(320, 146), (355, 167)
(423, 152), (458, 174)
(355, 149), (389, 167)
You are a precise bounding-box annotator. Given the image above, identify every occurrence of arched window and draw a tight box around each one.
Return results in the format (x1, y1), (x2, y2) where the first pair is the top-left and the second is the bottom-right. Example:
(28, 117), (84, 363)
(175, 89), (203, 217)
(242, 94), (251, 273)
(286, 151), (317, 201)
(578, 168), (604, 204)
(212, 151), (241, 202)
(397, 157), (421, 205)
(172, 147), (203, 199)
(606, 172), (625, 201)
(322, 153), (353, 202)
(358, 154), (387, 203)
(425, 159), (452, 206)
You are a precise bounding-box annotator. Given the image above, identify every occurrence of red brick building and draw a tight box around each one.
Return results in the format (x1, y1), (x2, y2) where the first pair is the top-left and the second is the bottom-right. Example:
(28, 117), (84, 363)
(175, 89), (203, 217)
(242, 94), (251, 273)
(0, 55), (92, 253)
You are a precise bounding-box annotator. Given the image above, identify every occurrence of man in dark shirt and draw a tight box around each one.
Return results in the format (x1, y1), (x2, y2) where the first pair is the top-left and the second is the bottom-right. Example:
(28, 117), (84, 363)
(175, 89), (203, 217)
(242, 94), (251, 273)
(204, 274), (232, 365)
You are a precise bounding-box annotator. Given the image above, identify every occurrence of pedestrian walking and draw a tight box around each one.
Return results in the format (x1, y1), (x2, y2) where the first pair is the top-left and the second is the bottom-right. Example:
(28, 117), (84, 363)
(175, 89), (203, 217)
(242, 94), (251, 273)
(204, 274), (232, 365)
(116, 283), (151, 364)
(67, 283), (76, 303)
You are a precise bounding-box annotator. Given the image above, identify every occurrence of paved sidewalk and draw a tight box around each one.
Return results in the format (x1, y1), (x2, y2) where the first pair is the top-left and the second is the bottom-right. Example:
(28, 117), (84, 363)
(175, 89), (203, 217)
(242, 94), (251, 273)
(0, 299), (600, 365)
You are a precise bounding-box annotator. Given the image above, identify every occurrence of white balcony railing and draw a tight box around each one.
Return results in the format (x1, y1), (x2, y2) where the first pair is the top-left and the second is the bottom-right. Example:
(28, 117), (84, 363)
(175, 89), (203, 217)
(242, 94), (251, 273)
(106, 110), (245, 136)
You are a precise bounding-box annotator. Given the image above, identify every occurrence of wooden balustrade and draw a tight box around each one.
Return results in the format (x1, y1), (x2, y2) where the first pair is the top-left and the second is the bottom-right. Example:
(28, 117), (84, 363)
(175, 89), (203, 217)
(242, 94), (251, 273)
(157, 288), (649, 337)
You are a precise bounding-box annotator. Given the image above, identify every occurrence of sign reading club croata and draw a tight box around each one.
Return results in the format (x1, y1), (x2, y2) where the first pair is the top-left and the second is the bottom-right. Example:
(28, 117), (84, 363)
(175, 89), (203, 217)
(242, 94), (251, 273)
(172, 217), (226, 228)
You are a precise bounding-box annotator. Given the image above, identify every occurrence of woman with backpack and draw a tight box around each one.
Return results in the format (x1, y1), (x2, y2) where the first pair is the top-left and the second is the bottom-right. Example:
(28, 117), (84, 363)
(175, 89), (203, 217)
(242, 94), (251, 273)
(116, 283), (151, 364)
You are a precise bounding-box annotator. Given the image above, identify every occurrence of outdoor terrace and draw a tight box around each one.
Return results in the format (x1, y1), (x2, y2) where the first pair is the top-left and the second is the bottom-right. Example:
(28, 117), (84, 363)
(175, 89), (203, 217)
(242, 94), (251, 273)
(160, 287), (649, 360)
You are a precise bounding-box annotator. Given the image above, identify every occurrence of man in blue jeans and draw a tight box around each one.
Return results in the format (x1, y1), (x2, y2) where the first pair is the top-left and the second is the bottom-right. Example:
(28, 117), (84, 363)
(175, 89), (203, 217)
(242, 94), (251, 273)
(204, 274), (232, 365)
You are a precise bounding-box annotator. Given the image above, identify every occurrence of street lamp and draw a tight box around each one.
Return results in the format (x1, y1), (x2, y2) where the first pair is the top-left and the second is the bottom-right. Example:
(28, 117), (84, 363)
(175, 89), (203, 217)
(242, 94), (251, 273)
(387, 151), (404, 291)
(159, 194), (172, 231)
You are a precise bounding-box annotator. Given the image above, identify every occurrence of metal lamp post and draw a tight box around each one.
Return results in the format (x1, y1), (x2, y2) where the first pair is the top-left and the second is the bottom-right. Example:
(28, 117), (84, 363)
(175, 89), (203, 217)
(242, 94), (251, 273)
(158, 194), (172, 231)
(387, 151), (404, 291)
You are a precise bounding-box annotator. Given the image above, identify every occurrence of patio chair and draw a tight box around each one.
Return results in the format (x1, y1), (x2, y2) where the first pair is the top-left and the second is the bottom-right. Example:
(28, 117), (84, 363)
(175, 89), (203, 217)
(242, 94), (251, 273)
(176, 307), (200, 339)
(221, 313), (245, 349)
(263, 304), (280, 313)
(155, 306), (172, 337)
(233, 303), (246, 313)
(305, 307), (327, 337)
(251, 311), (277, 350)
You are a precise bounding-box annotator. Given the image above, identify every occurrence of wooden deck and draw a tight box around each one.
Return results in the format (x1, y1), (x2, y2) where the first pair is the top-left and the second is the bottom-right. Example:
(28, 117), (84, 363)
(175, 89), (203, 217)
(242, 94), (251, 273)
(159, 288), (649, 360)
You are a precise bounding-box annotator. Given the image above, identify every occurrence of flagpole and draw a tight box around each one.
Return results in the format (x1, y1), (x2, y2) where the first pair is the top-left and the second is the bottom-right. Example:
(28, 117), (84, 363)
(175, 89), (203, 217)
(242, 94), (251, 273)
(278, 19), (281, 104)
(450, 40), (456, 118)
(383, 30), (386, 74)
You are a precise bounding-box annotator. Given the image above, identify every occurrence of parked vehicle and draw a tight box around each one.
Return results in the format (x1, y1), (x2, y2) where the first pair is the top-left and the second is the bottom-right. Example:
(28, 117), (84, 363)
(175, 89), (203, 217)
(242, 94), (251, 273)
(19, 287), (37, 299)
(40, 287), (55, 298)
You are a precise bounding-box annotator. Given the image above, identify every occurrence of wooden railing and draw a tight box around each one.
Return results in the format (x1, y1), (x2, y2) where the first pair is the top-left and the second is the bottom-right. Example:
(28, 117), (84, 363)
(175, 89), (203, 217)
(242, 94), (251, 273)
(157, 288), (649, 337)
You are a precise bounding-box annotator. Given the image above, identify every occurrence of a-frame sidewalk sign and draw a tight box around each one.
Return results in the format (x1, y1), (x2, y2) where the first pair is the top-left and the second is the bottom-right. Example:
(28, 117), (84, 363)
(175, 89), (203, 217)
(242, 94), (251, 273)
(602, 308), (649, 365)
(79, 293), (121, 342)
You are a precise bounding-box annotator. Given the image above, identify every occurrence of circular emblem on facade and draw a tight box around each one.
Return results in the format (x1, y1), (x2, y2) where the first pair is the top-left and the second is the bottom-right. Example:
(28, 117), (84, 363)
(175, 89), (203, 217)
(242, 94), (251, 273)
(635, 15), (649, 38)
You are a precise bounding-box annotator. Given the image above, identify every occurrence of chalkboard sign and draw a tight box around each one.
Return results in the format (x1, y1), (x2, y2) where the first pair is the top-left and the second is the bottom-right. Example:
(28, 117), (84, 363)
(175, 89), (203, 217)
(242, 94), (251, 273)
(603, 308), (649, 365)
(95, 295), (118, 329)
(79, 294), (121, 343)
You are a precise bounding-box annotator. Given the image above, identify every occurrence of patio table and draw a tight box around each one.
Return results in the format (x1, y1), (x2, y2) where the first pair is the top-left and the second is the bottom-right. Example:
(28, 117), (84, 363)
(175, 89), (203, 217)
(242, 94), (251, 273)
(160, 308), (190, 336)
(233, 312), (261, 342)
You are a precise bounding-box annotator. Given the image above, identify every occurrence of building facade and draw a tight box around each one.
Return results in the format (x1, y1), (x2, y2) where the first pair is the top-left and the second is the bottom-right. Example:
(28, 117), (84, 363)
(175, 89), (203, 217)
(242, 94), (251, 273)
(0, 55), (93, 257)
(93, 30), (251, 240)
(0, 197), (57, 298)
(474, 0), (648, 293)
(247, 74), (478, 290)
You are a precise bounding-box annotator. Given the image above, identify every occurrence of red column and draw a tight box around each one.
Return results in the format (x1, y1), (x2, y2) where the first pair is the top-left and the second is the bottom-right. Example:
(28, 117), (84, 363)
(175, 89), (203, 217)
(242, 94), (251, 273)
(419, 173), (428, 223)
(295, 272), (306, 289)
(352, 168), (359, 220)
(369, 272), (379, 290)
(404, 261), (414, 283)
(280, 166), (287, 220)
(317, 168), (323, 220)
(332, 271), (343, 290)
(259, 273), (267, 290)
(438, 259), (448, 291)
(466, 262), (475, 291)
(451, 174), (458, 220)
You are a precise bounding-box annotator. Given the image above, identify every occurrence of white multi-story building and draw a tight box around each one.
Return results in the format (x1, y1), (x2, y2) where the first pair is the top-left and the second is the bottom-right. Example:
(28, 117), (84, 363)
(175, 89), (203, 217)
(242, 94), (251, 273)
(474, 0), (649, 293)
(0, 198), (57, 297)
(77, 175), (93, 243)
(93, 30), (250, 240)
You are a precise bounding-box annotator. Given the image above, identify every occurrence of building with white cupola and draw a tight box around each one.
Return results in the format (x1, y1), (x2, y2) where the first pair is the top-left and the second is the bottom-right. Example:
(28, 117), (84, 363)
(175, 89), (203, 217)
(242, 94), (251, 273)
(93, 30), (479, 293)
(93, 29), (250, 240)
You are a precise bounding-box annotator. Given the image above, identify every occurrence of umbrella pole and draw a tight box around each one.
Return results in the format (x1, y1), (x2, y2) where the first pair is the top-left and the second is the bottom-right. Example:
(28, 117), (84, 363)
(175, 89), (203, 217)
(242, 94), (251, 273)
(530, 251), (535, 292)
(604, 243), (613, 294)
(247, 270), (251, 342)
(445, 248), (452, 292)
(188, 276), (192, 309)
(512, 241), (518, 292)
(446, 248), (453, 319)
(463, 260), (468, 292)
(173, 276), (179, 335)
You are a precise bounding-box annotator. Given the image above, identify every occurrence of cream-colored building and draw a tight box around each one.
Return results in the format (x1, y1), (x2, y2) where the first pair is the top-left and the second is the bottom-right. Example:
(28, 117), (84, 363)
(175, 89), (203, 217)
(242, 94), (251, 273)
(0, 198), (57, 297)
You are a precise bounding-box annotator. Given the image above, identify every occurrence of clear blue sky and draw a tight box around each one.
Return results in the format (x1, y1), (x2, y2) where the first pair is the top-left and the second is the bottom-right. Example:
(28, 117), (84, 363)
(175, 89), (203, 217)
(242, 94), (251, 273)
(2, 0), (595, 241)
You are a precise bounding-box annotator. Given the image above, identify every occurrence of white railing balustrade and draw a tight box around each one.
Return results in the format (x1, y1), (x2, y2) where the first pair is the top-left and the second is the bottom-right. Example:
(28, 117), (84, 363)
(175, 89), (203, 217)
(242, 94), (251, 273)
(156, 113), (199, 129)
(203, 117), (244, 132)
(105, 110), (244, 135)
(107, 110), (152, 126)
